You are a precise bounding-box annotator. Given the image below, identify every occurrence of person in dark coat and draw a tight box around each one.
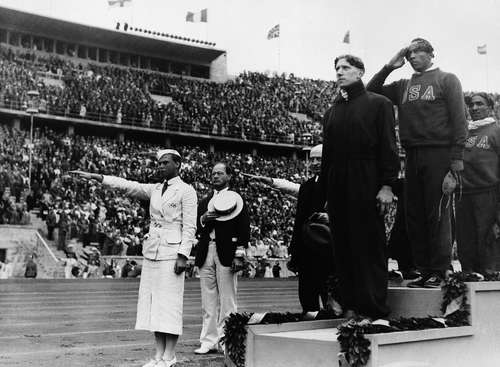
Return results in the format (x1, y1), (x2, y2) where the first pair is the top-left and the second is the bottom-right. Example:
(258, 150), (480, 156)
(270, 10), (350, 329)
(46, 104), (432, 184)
(46, 207), (58, 241)
(57, 210), (70, 252)
(24, 256), (37, 278)
(320, 55), (400, 319)
(194, 162), (250, 354)
(272, 262), (282, 278)
(288, 144), (334, 312)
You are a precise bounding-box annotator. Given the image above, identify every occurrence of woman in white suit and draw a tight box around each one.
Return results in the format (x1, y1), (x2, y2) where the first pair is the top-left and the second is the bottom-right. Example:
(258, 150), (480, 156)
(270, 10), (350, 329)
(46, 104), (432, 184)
(71, 149), (197, 367)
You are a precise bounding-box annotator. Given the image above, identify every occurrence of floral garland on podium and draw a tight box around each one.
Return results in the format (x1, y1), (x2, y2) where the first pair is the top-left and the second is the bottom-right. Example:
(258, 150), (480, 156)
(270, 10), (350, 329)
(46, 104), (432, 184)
(338, 272), (500, 366)
(223, 272), (500, 367)
(223, 310), (341, 367)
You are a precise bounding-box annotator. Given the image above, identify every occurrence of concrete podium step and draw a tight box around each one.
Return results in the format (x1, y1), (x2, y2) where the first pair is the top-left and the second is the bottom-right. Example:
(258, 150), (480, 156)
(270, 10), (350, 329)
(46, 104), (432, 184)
(242, 282), (500, 367)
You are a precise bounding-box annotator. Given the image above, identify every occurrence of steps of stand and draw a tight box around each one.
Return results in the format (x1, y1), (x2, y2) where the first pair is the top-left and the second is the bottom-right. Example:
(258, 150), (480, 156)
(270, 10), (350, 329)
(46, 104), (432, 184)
(29, 213), (66, 278)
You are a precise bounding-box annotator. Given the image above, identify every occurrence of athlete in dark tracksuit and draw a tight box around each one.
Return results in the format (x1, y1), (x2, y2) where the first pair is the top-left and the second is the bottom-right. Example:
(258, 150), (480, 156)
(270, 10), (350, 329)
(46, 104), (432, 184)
(367, 38), (467, 287)
(457, 93), (500, 273)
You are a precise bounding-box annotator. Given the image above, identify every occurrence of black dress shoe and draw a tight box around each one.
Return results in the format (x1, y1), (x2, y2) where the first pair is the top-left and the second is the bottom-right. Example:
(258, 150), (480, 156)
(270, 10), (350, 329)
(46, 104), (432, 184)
(402, 269), (421, 280)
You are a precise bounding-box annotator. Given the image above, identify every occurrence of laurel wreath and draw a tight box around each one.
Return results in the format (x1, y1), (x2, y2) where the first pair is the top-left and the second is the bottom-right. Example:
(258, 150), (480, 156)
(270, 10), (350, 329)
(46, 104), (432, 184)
(223, 272), (500, 367)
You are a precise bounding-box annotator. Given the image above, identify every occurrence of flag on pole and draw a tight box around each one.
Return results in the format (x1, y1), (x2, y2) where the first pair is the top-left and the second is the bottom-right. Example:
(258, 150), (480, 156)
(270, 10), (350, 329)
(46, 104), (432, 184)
(343, 30), (350, 44)
(186, 8), (208, 22)
(108, 0), (132, 7)
(477, 44), (487, 55)
(267, 24), (280, 40)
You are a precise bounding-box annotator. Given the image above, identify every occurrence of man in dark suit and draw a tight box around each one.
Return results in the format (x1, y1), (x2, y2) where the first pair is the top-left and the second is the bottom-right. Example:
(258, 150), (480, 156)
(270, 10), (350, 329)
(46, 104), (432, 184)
(194, 162), (250, 354)
(288, 144), (335, 312)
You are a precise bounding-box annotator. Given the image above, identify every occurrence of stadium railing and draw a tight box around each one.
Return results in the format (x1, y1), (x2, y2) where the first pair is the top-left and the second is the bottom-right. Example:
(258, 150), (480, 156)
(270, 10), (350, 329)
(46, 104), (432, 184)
(0, 99), (315, 145)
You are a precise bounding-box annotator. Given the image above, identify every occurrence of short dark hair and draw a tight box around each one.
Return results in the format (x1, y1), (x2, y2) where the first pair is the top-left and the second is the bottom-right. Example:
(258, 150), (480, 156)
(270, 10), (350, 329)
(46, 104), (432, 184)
(214, 161), (233, 175)
(409, 38), (434, 54)
(470, 92), (494, 109)
(334, 54), (365, 72)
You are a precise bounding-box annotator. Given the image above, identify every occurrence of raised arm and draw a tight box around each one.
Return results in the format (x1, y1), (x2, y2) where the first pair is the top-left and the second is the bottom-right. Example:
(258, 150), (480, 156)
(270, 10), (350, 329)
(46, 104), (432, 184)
(366, 48), (408, 105)
(243, 173), (300, 197)
(69, 170), (155, 201)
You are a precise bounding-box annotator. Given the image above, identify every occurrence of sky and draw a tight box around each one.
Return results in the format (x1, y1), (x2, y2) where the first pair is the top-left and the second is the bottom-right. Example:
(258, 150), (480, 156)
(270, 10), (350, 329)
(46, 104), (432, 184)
(1, 0), (499, 92)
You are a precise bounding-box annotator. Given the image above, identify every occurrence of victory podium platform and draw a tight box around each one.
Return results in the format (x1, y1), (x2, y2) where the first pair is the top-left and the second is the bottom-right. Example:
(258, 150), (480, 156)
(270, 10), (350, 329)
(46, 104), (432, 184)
(232, 282), (500, 367)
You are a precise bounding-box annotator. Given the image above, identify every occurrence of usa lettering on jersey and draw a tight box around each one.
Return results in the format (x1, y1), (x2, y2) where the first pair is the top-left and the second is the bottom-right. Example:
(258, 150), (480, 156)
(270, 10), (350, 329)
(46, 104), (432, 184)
(406, 84), (435, 102)
(465, 135), (490, 149)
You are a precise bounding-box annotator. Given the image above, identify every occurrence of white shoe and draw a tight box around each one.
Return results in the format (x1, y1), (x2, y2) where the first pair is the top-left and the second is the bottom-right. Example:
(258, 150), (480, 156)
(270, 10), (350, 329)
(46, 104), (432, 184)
(194, 345), (217, 354)
(141, 359), (160, 367)
(162, 355), (177, 367)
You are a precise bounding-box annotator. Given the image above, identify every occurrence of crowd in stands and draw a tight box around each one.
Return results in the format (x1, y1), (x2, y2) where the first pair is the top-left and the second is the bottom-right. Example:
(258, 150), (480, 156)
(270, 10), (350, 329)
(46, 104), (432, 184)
(0, 123), (304, 260)
(5, 43), (500, 280)
(2, 45), (500, 143)
(0, 45), (329, 145)
(0, 125), (31, 224)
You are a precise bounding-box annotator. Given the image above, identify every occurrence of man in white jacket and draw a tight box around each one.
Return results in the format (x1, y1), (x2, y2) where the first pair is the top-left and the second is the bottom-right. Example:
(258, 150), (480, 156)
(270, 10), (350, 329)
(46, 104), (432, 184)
(70, 148), (197, 367)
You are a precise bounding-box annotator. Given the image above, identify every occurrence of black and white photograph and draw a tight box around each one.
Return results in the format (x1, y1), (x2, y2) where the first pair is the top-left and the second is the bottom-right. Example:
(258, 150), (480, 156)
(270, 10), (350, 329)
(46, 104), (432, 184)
(1, 0), (500, 366)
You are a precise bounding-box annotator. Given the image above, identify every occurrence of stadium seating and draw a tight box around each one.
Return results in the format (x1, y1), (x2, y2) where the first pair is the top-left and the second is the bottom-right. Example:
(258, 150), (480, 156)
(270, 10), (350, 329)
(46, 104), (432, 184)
(0, 45), (330, 145)
(0, 124), (303, 255)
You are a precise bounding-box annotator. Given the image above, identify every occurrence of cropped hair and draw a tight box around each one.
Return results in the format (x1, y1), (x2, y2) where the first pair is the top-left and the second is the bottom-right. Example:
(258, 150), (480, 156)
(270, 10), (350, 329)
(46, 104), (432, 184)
(470, 92), (494, 109)
(409, 38), (434, 54)
(334, 54), (365, 72)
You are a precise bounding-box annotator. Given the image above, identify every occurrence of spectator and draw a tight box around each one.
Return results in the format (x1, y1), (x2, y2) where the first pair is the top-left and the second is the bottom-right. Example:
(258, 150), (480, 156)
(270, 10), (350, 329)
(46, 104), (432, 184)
(0, 45), (332, 145)
(0, 259), (13, 279)
(102, 259), (116, 278)
(24, 255), (37, 278)
(57, 209), (70, 252)
(272, 261), (281, 278)
(59, 253), (78, 279)
(46, 207), (58, 241)
(121, 259), (133, 278)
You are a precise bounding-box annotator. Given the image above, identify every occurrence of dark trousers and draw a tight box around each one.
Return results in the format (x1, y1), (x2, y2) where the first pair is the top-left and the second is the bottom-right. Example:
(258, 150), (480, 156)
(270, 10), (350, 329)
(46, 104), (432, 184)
(57, 230), (67, 252)
(82, 233), (91, 247)
(298, 261), (329, 312)
(405, 147), (452, 276)
(388, 191), (414, 272)
(456, 190), (499, 273)
(47, 226), (55, 241)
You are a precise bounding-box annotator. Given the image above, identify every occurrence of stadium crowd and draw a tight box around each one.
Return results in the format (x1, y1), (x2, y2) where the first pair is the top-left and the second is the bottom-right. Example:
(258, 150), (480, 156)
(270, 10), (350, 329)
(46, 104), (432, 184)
(0, 124), (31, 224)
(0, 45), (327, 144)
(0, 123), (302, 260)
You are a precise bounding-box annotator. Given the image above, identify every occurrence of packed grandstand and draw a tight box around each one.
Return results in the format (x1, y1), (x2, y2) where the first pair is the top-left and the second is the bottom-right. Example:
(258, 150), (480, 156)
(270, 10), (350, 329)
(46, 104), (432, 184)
(1, 6), (500, 278)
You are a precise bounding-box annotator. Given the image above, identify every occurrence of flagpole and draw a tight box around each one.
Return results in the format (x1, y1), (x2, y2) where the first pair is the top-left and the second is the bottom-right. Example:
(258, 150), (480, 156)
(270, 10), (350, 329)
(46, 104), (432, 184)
(129, 0), (134, 32)
(486, 52), (489, 92)
(278, 31), (281, 74)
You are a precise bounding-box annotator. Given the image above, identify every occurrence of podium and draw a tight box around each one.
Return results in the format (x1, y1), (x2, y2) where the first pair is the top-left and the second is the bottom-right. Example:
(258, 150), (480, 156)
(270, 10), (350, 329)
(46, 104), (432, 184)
(230, 282), (500, 367)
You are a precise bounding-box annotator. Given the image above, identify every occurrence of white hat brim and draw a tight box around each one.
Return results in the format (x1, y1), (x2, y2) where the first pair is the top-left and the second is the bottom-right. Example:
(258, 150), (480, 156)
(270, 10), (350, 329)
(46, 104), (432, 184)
(207, 191), (244, 221)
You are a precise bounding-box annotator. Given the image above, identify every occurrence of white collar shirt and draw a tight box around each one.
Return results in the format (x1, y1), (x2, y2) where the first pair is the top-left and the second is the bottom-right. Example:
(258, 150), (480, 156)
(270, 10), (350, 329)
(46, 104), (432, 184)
(209, 187), (229, 240)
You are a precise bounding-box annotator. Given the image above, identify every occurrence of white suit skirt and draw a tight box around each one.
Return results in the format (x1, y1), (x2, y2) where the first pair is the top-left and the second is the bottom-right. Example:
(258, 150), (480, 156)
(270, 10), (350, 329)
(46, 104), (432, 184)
(135, 258), (184, 335)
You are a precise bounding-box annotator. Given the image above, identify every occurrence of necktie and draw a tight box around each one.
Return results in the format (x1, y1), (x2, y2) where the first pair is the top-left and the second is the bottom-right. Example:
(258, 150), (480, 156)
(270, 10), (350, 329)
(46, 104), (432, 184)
(162, 181), (169, 195)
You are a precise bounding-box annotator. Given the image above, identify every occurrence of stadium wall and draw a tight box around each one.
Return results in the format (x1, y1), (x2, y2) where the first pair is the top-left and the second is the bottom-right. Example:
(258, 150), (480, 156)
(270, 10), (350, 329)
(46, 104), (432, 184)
(0, 225), (37, 277)
(210, 53), (228, 82)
